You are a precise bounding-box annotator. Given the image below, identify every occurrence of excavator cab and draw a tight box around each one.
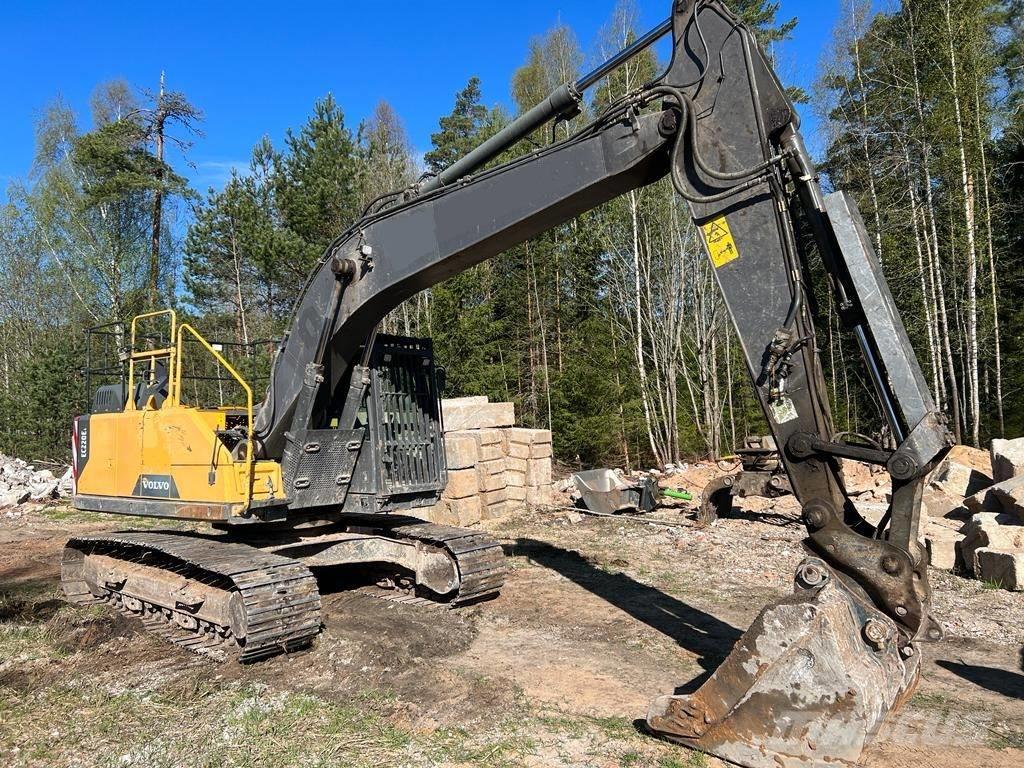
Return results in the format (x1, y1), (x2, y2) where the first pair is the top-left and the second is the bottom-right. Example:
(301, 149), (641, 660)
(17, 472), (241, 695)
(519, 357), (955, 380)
(73, 309), (285, 520)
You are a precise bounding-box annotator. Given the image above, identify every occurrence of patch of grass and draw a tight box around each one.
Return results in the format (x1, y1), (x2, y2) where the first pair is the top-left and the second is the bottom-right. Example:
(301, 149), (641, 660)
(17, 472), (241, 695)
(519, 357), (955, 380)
(0, 680), (427, 768)
(981, 578), (1005, 591)
(659, 751), (709, 768)
(424, 724), (535, 768)
(909, 690), (955, 715)
(590, 716), (640, 741)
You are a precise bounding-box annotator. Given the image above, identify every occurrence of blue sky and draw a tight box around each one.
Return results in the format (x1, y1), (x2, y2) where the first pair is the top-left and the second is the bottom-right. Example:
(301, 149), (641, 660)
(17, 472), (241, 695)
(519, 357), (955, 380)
(0, 1), (839, 198)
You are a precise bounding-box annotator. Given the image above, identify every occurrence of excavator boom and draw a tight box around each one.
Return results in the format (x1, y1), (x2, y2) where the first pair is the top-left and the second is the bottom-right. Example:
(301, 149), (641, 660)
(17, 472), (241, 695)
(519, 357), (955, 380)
(67, 2), (953, 765)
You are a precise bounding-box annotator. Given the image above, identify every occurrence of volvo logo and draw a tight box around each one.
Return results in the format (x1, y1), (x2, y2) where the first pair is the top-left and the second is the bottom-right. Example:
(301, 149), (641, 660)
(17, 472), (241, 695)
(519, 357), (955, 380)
(132, 474), (180, 499)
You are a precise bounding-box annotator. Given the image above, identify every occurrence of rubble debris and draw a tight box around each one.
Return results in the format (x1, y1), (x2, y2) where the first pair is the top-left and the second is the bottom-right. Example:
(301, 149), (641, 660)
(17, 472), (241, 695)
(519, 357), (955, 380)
(956, 512), (1024, 577)
(991, 437), (1024, 483)
(974, 548), (1024, 590)
(927, 444), (993, 498)
(964, 475), (1024, 519)
(0, 454), (70, 508)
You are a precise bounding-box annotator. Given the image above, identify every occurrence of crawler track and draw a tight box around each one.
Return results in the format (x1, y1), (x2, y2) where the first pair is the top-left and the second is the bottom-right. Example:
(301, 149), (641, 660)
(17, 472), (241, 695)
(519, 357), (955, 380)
(385, 520), (506, 604)
(61, 531), (322, 662)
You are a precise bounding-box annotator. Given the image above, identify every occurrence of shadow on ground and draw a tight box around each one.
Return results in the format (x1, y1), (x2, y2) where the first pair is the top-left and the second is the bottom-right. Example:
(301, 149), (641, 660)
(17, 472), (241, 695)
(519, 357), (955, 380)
(506, 538), (742, 693)
(936, 659), (1024, 701)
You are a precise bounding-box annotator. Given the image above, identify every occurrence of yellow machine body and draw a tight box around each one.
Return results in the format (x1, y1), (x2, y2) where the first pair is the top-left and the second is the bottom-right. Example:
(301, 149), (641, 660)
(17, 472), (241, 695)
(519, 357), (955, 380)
(73, 310), (283, 521)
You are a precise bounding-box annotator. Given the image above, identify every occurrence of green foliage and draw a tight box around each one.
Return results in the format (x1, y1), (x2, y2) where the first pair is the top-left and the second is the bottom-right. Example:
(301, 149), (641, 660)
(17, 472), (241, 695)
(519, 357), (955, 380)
(0, 331), (82, 461)
(424, 77), (492, 173)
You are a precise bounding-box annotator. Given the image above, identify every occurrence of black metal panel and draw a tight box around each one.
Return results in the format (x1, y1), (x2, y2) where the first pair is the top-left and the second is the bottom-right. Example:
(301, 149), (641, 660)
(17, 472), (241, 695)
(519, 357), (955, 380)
(281, 428), (363, 509)
(368, 335), (446, 496)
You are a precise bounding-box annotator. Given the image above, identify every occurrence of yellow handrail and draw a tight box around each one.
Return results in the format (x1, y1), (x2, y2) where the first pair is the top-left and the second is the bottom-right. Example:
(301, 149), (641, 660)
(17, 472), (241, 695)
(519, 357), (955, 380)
(175, 323), (255, 510)
(127, 309), (177, 412)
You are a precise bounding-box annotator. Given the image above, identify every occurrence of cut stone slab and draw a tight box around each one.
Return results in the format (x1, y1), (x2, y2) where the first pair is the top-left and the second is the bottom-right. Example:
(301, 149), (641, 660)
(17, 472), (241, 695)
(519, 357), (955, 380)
(992, 438), (1024, 483)
(964, 475), (1024, 520)
(525, 458), (552, 487)
(925, 524), (962, 570)
(989, 475), (1024, 520)
(442, 468), (479, 500)
(921, 487), (969, 519)
(442, 395), (489, 408)
(975, 548), (1024, 590)
(956, 512), (1024, 576)
(423, 500), (459, 526)
(442, 401), (515, 432)
(478, 469), (508, 493)
(448, 496), (482, 526)
(505, 427), (552, 446)
(526, 484), (554, 506)
(444, 433), (479, 470)
(927, 445), (993, 498)
(506, 484), (527, 502)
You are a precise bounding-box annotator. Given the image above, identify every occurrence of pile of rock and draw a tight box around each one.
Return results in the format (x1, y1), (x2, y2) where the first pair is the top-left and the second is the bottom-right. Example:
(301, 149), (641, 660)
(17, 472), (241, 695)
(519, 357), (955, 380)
(0, 453), (72, 508)
(922, 438), (1024, 590)
(423, 396), (553, 527)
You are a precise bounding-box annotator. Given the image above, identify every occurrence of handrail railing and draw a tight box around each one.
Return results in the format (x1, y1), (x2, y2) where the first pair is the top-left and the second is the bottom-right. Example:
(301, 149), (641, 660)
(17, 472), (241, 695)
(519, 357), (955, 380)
(175, 323), (255, 509)
(127, 309), (177, 412)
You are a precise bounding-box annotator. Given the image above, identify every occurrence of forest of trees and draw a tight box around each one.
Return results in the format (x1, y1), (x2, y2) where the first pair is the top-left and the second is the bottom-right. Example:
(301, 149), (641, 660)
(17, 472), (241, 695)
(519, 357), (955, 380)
(0, 0), (1021, 470)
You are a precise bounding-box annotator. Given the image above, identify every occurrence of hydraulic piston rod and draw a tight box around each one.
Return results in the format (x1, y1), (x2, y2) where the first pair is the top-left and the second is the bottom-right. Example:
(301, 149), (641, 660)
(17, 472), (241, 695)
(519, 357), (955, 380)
(419, 17), (672, 194)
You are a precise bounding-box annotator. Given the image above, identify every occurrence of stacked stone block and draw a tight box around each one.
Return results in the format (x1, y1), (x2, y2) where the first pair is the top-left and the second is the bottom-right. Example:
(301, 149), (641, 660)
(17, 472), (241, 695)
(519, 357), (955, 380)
(422, 397), (554, 526)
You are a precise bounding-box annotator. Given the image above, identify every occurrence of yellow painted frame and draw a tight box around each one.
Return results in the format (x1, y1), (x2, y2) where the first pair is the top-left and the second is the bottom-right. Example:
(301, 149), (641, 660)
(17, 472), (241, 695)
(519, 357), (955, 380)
(174, 323), (255, 509)
(126, 309), (177, 413)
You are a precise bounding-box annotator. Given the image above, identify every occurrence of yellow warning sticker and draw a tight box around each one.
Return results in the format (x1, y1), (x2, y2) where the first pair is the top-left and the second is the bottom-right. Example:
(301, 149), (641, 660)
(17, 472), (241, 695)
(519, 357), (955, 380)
(701, 215), (740, 268)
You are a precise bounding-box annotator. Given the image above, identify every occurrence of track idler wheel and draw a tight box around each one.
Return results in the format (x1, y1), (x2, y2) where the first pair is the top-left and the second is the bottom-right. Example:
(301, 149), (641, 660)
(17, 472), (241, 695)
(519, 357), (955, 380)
(646, 558), (920, 767)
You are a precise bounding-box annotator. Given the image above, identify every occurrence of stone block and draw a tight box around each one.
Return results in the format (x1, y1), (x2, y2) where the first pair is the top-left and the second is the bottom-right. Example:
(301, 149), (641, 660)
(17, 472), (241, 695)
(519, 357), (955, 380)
(925, 526), (961, 570)
(526, 457), (552, 487)
(989, 475), (1024, 520)
(478, 469), (508, 493)
(992, 438), (1024, 483)
(479, 442), (504, 461)
(976, 548), (1024, 590)
(506, 469), (527, 488)
(443, 468), (479, 500)
(505, 427), (552, 446)
(424, 500), (459, 526)
(526, 484), (553, 506)
(964, 475), (1024, 520)
(530, 442), (553, 459)
(448, 496), (482, 526)
(475, 428), (503, 446)
(442, 396), (489, 409)
(928, 447), (993, 497)
(506, 440), (531, 459)
(442, 401), (515, 431)
(956, 512), (1024, 575)
(921, 487), (969, 519)
(444, 433), (479, 470)
(506, 484), (527, 501)
(478, 457), (506, 475)
(482, 488), (508, 507)
(505, 456), (528, 474)
(482, 499), (511, 520)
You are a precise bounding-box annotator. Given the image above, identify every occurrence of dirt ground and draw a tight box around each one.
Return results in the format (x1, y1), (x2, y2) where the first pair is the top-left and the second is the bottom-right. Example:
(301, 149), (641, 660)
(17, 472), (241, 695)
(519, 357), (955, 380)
(2, 481), (1023, 768)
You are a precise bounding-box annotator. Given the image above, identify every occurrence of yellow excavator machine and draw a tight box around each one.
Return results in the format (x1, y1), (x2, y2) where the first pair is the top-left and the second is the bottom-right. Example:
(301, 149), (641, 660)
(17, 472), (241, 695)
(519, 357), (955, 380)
(64, 2), (954, 765)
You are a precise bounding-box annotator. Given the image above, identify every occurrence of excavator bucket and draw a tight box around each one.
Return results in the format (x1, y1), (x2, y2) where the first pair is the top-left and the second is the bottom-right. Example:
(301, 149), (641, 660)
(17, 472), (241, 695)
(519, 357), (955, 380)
(647, 558), (920, 767)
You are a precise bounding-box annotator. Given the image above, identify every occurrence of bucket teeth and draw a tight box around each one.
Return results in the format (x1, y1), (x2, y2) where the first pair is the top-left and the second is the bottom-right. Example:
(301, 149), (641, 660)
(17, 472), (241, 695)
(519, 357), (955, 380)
(647, 558), (921, 768)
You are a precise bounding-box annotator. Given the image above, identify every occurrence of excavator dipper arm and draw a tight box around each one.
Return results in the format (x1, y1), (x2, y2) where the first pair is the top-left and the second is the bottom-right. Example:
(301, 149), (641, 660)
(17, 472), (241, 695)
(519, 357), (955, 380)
(249, 2), (952, 764)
